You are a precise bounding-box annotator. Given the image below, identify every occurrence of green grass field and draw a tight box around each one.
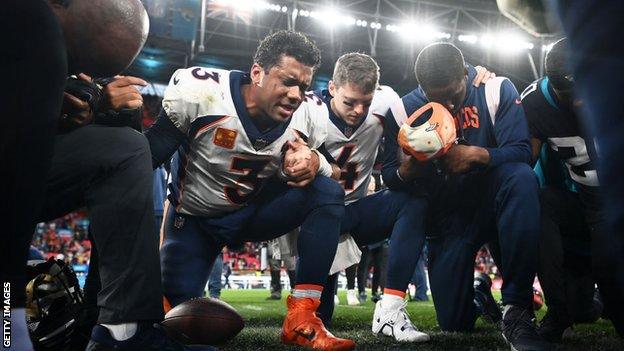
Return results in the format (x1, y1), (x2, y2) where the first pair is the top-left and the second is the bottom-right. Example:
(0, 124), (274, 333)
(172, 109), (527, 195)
(216, 289), (622, 351)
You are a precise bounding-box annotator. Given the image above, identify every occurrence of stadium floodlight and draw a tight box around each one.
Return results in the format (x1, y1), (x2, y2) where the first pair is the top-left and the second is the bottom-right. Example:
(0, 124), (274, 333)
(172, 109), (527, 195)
(542, 42), (555, 52)
(213, 0), (258, 10)
(211, 0), (284, 13)
(458, 34), (478, 44)
(315, 7), (358, 28)
(385, 24), (399, 32)
(480, 34), (495, 48)
(398, 22), (450, 42)
(496, 34), (534, 52)
(479, 33), (534, 53)
(320, 7), (341, 27)
(253, 1), (270, 10)
(343, 16), (357, 26)
(398, 22), (418, 41)
(355, 19), (368, 27)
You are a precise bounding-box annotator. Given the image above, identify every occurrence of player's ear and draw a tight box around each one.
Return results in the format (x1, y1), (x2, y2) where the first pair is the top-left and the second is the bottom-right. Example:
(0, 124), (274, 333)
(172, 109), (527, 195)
(328, 80), (336, 97)
(250, 63), (265, 86)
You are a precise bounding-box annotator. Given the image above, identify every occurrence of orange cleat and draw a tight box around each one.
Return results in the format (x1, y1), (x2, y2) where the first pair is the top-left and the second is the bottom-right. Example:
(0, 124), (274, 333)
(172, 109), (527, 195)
(281, 295), (356, 351)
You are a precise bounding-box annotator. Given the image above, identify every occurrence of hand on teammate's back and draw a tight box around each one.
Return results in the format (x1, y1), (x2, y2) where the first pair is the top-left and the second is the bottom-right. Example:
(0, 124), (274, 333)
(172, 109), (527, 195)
(472, 66), (496, 86)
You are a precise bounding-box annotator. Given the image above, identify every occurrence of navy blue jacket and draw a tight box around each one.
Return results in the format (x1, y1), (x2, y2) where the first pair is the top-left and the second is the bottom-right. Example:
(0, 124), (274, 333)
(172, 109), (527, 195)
(382, 66), (532, 192)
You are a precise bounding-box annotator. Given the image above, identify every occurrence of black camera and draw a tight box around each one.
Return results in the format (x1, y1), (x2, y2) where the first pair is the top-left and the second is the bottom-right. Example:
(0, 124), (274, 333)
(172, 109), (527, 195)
(64, 76), (104, 113)
(61, 76), (143, 132)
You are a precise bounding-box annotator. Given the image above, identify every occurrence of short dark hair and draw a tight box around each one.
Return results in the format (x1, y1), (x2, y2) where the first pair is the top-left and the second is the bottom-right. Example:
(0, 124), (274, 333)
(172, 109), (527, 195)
(415, 42), (465, 90)
(332, 53), (379, 93)
(253, 30), (321, 72)
(545, 38), (572, 91)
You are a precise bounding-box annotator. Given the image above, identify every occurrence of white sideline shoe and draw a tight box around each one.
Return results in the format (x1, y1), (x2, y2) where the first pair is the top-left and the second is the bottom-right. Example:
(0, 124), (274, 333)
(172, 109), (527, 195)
(346, 289), (360, 306)
(372, 295), (430, 342)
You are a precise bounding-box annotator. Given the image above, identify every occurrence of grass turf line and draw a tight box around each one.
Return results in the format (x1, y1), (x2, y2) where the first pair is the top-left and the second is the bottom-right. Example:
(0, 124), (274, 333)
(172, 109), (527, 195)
(216, 289), (622, 350)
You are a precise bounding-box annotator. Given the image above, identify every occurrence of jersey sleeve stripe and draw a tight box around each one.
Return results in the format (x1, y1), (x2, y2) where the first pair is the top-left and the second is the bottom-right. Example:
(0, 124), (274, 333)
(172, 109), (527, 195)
(190, 115), (231, 139)
(485, 77), (505, 126)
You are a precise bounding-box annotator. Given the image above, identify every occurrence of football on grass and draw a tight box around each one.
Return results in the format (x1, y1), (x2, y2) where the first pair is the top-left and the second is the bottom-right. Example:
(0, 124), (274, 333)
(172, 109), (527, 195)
(161, 297), (244, 345)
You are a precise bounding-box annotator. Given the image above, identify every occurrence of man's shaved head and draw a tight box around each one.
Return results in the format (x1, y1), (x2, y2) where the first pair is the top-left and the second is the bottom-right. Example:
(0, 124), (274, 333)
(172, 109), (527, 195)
(52, 0), (149, 77)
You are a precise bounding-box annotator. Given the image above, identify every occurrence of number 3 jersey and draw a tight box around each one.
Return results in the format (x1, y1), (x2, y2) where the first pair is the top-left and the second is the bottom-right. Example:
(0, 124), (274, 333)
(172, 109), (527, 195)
(315, 85), (401, 204)
(521, 76), (602, 218)
(162, 67), (328, 217)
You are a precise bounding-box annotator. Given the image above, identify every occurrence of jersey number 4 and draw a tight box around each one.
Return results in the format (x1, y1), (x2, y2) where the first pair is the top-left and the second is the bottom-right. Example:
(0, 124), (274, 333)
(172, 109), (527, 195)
(336, 145), (359, 190)
(225, 157), (271, 205)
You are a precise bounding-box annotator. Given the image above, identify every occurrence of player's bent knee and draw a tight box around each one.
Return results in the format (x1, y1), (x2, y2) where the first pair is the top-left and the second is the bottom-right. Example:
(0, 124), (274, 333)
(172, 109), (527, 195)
(498, 162), (538, 192)
(307, 176), (345, 207)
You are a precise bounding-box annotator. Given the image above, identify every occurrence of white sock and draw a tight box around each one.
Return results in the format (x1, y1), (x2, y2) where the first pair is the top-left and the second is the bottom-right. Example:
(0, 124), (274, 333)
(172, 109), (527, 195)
(9, 308), (34, 351)
(381, 293), (404, 308)
(102, 322), (138, 341)
(292, 286), (322, 299)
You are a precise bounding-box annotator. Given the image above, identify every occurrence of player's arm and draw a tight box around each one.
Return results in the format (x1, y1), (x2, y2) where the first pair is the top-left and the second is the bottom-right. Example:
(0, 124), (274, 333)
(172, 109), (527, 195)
(144, 68), (195, 169)
(379, 89), (428, 189)
(381, 107), (430, 190)
(144, 109), (186, 169)
(523, 110), (543, 164)
(483, 78), (533, 167)
(520, 87), (547, 166)
(439, 66), (501, 173)
(288, 103), (338, 181)
(316, 143), (341, 180)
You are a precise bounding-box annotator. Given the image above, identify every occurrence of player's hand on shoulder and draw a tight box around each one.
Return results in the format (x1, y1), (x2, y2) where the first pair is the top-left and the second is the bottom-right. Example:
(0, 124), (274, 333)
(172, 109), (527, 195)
(101, 75), (147, 111)
(283, 137), (319, 187)
(472, 66), (496, 87)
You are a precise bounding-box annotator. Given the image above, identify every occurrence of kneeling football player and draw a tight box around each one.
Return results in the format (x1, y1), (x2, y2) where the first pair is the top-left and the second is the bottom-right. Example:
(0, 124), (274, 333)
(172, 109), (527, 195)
(146, 31), (355, 351)
(300, 53), (495, 342)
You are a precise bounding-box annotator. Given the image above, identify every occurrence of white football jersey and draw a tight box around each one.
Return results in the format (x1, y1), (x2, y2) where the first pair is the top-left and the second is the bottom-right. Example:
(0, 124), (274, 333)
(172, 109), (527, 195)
(321, 85), (401, 203)
(163, 67), (327, 217)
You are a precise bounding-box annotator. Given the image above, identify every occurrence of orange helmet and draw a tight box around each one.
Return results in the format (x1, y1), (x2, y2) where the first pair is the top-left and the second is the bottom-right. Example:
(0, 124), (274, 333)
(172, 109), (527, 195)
(397, 102), (457, 161)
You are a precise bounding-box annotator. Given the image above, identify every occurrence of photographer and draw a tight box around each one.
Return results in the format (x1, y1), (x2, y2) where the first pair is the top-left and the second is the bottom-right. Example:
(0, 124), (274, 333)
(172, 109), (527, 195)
(29, 75), (212, 351)
(1, 1), (154, 350)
